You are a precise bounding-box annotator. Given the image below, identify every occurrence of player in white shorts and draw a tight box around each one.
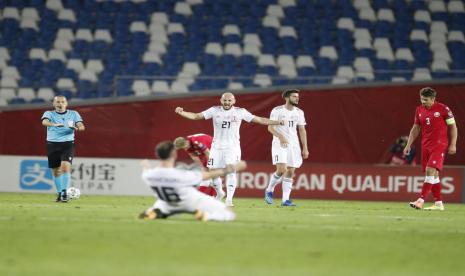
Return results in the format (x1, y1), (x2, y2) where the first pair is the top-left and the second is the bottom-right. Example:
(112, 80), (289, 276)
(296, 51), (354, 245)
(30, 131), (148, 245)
(265, 89), (309, 206)
(175, 92), (284, 207)
(139, 141), (247, 222)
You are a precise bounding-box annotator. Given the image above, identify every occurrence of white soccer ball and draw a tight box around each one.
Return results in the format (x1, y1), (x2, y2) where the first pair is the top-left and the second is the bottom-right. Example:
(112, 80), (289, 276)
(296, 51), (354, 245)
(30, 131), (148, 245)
(67, 187), (81, 200)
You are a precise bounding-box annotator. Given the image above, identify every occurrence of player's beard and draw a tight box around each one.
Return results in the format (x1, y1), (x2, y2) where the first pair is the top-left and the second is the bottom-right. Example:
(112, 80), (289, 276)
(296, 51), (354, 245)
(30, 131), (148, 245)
(290, 100), (298, 106)
(222, 104), (232, 110)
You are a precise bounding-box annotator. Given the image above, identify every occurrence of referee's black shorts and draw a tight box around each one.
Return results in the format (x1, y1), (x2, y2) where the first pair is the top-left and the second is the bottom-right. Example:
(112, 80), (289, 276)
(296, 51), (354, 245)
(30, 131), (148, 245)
(46, 141), (75, 168)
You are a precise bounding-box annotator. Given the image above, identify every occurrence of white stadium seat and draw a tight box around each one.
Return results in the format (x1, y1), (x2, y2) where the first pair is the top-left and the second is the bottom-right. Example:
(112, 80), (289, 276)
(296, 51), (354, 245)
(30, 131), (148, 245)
(205, 43), (223, 56)
(429, 1), (446, 13)
(57, 28), (75, 41)
(410, 30), (428, 42)
(75, 29), (93, 42)
(67, 59), (85, 72)
(412, 68), (432, 81)
(0, 78), (18, 88)
(267, 5), (284, 18)
(94, 29), (113, 43)
(296, 55), (315, 68)
(243, 44), (261, 57)
(224, 44), (242, 57)
(152, 81), (170, 93)
(354, 28), (372, 41)
(277, 55), (295, 67)
(22, 8), (40, 21)
(395, 48), (414, 62)
(3, 7), (20, 20)
(279, 26), (297, 38)
(174, 2), (192, 16)
(319, 46), (338, 60)
(58, 9), (76, 22)
(167, 23), (185, 34)
(262, 16), (281, 29)
(414, 10), (431, 23)
(37, 88), (56, 101)
(222, 25), (241, 36)
(48, 49), (66, 62)
(46, 0), (64, 12)
(2, 66), (20, 80)
(279, 0), (296, 8)
(29, 48), (47, 61)
(0, 47), (11, 61)
(353, 57), (373, 72)
(142, 52), (163, 64)
(130, 21), (147, 33)
(0, 88), (17, 101)
(377, 9), (395, 22)
(56, 78), (75, 90)
(243, 34), (262, 47)
(181, 62), (201, 76)
(279, 67), (297, 78)
(448, 1), (465, 13)
(86, 60), (104, 73)
(151, 12), (169, 25)
(148, 43), (167, 55)
(258, 55), (277, 67)
(228, 82), (244, 90)
(448, 31), (465, 42)
(79, 70), (98, 82)
(54, 39), (72, 52)
(170, 81), (189, 93)
(20, 18), (38, 30)
(354, 0), (371, 10)
(337, 18), (355, 31)
(431, 60), (449, 72)
(253, 74), (272, 87)
(359, 8), (377, 21)
(132, 80), (151, 96)
(18, 88), (36, 101)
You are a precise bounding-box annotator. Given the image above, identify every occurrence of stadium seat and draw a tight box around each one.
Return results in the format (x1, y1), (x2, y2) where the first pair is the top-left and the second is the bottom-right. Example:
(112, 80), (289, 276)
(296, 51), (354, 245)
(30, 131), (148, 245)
(253, 74), (272, 87)
(18, 88), (36, 101)
(30, 49), (48, 61)
(448, 1), (465, 13)
(57, 28), (75, 41)
(132, 80), (151, 96)
(170, 81), (189, 93)
(0, 88), (17, 101)
(152, 81), (170, 93)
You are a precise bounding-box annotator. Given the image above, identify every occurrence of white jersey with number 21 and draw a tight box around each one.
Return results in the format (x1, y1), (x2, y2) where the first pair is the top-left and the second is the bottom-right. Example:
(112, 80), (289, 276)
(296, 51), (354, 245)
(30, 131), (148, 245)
(201, 106), (255, 149)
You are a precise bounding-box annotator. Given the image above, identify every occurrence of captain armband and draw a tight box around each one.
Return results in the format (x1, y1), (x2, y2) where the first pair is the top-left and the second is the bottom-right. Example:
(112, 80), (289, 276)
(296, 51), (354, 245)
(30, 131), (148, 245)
(446, 118), (456, 125)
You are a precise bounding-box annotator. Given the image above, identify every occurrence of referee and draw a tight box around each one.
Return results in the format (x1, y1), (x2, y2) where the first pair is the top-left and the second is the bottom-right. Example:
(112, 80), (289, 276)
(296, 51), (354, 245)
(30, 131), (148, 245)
(41, 95), (85, 202)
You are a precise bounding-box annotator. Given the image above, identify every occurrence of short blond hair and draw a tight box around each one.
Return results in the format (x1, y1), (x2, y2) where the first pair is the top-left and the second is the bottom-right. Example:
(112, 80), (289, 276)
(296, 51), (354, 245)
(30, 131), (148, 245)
(173, 137), (188, 149)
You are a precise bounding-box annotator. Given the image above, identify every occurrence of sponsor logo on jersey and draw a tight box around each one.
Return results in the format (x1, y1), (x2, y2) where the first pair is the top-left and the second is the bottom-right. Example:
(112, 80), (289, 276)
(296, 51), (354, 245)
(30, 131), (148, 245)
(434, 112), (440, 117)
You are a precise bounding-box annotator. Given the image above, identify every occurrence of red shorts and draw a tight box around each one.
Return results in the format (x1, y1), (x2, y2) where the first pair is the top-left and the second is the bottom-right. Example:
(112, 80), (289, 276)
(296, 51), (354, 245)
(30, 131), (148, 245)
(422, 147), (446, 172)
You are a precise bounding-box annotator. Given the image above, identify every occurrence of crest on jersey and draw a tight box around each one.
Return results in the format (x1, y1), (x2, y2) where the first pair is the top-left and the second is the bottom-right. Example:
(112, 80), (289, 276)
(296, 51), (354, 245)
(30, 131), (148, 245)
(434, 112), (440, 117)
(231, 116), (237, 122)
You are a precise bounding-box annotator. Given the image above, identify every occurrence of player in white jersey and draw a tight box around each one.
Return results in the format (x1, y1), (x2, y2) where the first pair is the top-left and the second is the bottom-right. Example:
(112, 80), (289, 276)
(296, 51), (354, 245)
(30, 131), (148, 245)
(139, 141), (247, 222)
(265, 89), (309, 206)
(175, 92), (284, 207)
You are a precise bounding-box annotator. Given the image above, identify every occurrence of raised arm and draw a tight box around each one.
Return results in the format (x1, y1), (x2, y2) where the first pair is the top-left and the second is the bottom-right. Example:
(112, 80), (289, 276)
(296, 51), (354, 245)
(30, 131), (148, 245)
(404, 124), (421, 155)
(448, 123), (457, 155)
(298, 125), (309, 159)
(175, 107), (204, 120)
(251, 116), (284, 126)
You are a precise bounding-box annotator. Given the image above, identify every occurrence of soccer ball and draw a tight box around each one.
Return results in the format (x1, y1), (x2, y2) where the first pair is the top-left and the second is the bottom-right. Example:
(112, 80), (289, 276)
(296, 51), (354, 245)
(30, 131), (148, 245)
(67, 187), (81, 200)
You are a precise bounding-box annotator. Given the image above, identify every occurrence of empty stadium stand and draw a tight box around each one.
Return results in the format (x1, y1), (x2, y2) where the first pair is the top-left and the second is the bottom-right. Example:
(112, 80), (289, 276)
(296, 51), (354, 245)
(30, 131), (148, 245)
(0, 0), (464, 105)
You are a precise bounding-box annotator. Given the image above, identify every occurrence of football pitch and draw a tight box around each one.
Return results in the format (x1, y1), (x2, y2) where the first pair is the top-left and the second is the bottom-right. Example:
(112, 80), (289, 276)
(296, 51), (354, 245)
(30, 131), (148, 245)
(1, 193), (464, 276)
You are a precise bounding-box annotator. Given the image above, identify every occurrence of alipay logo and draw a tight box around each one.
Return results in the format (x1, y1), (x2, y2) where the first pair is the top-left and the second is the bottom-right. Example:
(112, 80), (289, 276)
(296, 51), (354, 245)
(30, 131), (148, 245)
(20, 160), (53, 190)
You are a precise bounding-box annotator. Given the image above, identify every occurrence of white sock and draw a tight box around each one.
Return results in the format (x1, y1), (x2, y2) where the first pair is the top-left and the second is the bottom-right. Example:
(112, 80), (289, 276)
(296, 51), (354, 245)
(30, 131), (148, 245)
(282, 177), (293, 202)
(211, 177), (224, 194)
(226, 173), (237, 202)
(266, 173), (282, 193)
(434, 176), (440, 184)
(435, 201), (443, 205)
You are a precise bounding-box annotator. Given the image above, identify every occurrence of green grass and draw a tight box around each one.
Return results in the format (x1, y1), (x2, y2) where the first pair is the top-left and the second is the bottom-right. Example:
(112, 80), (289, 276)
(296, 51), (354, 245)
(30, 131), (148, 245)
(1, 193), (464, 276)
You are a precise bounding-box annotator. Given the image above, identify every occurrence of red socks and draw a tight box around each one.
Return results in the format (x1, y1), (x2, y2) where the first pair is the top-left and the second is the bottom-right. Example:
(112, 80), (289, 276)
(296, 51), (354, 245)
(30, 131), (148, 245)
(420, 182), (433, 199)
(432, 184), (442, 202)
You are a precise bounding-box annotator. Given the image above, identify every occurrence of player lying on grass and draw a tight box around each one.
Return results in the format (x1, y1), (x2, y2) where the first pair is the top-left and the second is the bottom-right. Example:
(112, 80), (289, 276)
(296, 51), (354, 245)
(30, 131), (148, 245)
(139, 141), (247, 222)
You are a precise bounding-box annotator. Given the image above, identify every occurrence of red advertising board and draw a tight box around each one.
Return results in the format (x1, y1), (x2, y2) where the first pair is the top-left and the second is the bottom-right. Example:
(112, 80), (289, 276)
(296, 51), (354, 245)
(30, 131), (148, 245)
(235, 163), (464, 203)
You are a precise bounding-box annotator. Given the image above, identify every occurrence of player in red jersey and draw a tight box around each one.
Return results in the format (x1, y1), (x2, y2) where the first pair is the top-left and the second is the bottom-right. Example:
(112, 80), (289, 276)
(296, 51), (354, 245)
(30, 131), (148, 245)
(404, 87), (458, 211)
(174, 134), (225, 199)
